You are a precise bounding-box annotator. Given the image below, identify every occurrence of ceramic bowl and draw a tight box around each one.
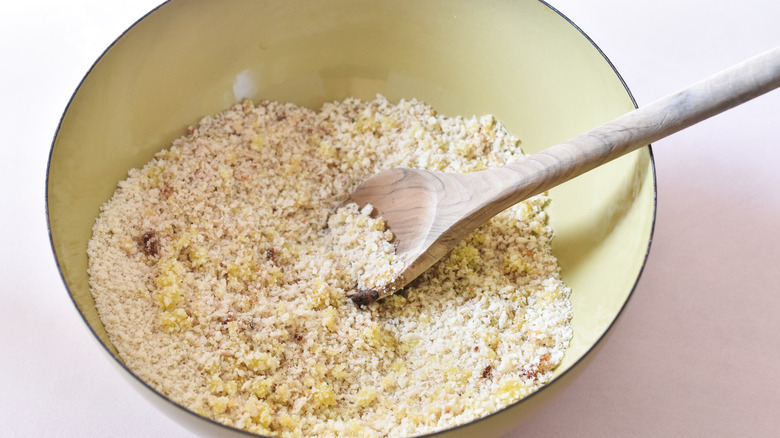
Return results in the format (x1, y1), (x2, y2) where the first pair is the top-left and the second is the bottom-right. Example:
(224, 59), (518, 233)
(47, 0), (655, 436)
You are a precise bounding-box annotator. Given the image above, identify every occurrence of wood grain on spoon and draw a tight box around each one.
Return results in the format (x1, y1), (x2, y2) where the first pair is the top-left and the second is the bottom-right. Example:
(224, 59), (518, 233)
(345, 46), (780, 305)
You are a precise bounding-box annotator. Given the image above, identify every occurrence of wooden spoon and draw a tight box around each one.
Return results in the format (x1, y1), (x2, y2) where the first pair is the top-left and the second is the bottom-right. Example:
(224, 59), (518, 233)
(344, 47), (780, 305)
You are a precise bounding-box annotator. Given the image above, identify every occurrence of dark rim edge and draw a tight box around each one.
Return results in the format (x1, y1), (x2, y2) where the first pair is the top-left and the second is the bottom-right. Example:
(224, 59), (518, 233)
(44, 1), (658, 437)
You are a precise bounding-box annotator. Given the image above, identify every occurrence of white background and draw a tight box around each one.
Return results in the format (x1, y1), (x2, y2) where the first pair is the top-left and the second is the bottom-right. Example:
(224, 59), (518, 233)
(2, 0), (779, 436)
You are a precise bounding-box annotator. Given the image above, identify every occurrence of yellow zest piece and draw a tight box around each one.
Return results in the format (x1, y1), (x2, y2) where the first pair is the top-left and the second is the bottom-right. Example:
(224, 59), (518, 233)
(363, 324), (396, 349)
(312, 382), (337, 408)
(355, 387), (377, 407)
(209, 396), (231, 414)
(154, 257), (185, 310)
(247, 398), (273, 428)
(308, 279), (332, 310)
(249, 376), (273, 399)
(449, 244), (480, 270)
(322, 307), (338, 332)
(160, 308), (190, 333)
(495, 376), (528, 404)
(250, 135), (266, 151)
(207, 376), (224, 395)
(242, 351), (280, 373)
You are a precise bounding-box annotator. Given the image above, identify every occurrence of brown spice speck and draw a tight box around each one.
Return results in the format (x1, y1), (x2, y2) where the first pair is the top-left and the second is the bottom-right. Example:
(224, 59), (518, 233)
(162, 184), (174, 199)
(139, 230), (159, 256)
(519, 366), (540, 381)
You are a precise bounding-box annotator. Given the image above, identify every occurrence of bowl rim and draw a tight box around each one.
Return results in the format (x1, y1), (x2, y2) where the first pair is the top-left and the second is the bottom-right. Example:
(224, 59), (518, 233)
(45, 0), (657, 436)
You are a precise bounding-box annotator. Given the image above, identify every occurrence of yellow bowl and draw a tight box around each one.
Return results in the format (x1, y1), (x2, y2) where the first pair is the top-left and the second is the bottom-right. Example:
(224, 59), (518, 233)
(47, 0), (655, 436)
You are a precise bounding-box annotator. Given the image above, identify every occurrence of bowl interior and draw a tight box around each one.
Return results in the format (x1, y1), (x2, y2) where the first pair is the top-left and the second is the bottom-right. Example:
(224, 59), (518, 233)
(48, 0), (654, 435)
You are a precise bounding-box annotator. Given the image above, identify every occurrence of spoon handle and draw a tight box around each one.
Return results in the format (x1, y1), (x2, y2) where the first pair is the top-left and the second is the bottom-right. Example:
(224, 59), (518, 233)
(495, 46), (780, 211)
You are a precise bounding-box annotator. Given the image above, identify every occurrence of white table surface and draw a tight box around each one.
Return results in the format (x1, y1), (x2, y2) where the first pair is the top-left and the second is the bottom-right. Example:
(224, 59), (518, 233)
(2, 1), (779, 436)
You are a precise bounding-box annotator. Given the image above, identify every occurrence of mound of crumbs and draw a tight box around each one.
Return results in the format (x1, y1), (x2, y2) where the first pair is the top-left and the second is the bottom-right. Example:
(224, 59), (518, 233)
(87, 96), (573, 437)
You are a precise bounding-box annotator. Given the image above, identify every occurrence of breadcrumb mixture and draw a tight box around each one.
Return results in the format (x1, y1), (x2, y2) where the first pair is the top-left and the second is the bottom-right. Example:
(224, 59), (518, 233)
(88, 96), (573, 437)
